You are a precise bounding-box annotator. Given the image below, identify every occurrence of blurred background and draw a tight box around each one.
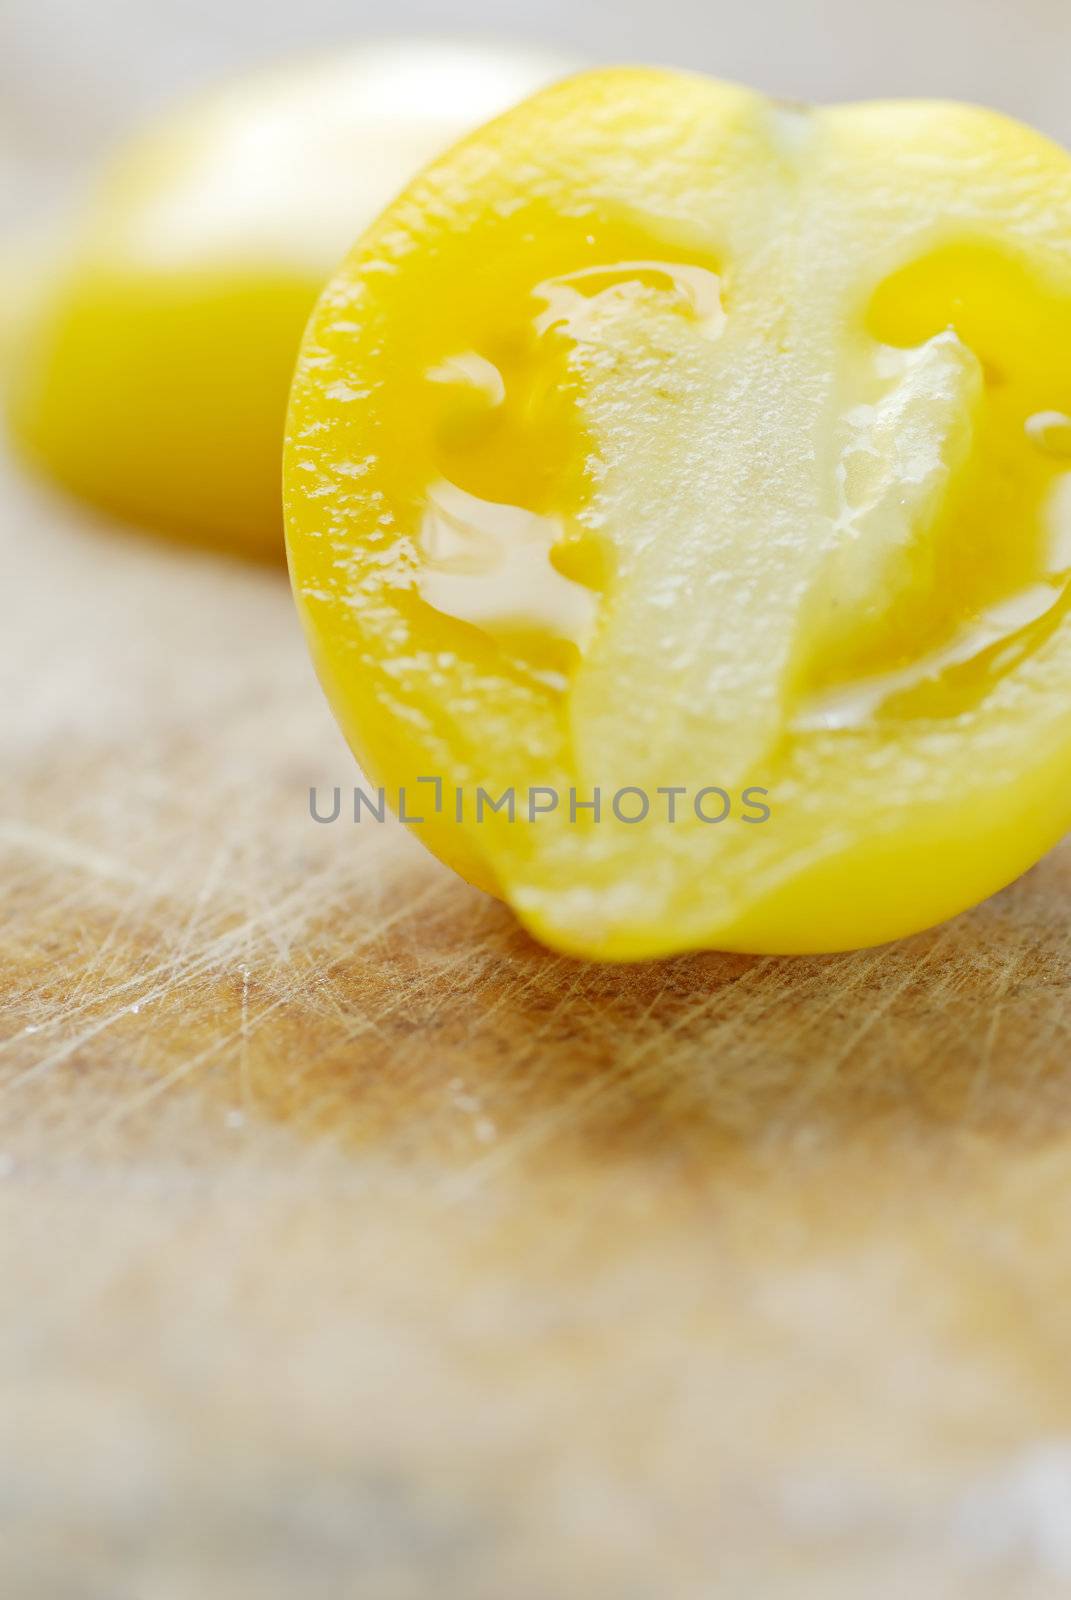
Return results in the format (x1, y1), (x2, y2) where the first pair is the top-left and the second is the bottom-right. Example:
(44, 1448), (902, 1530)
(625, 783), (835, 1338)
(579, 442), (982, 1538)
(6, 0), (1071, 225)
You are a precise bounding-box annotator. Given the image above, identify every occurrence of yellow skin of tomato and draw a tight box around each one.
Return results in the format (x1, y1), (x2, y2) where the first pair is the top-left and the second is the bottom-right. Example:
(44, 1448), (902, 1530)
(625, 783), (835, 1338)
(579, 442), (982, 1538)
(285, 68), (1071, 959)
(4, 43), (570, 559)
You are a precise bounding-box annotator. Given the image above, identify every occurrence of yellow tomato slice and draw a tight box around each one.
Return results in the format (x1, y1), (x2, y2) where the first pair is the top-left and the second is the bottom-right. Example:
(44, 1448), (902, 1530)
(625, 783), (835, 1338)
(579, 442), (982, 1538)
(285, 69), (1071, 958)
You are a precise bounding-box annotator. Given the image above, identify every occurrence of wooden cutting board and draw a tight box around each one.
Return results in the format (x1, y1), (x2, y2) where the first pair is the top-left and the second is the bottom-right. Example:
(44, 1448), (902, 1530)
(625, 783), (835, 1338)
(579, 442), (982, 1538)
(5, 445), (1071, 1598)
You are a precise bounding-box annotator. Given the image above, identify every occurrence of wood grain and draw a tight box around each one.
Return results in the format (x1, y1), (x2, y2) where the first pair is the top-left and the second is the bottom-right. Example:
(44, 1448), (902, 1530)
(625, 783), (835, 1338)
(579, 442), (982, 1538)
(5, 447), (1071, 1598)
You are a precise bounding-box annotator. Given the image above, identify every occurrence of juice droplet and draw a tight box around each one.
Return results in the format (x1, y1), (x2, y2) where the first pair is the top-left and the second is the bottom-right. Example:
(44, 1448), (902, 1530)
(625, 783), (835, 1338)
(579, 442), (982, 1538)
(1026, 410), (1071, 459)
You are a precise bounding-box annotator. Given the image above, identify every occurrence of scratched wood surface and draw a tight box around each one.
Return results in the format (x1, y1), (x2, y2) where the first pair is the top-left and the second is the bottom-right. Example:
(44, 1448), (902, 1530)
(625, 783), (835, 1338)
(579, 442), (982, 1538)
(5, 439), (1071, 1599)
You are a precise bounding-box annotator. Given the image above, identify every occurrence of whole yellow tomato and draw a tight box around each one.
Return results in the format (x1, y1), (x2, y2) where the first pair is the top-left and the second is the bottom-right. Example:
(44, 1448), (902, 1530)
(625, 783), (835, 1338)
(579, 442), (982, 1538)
(6, 42), (571, 558)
